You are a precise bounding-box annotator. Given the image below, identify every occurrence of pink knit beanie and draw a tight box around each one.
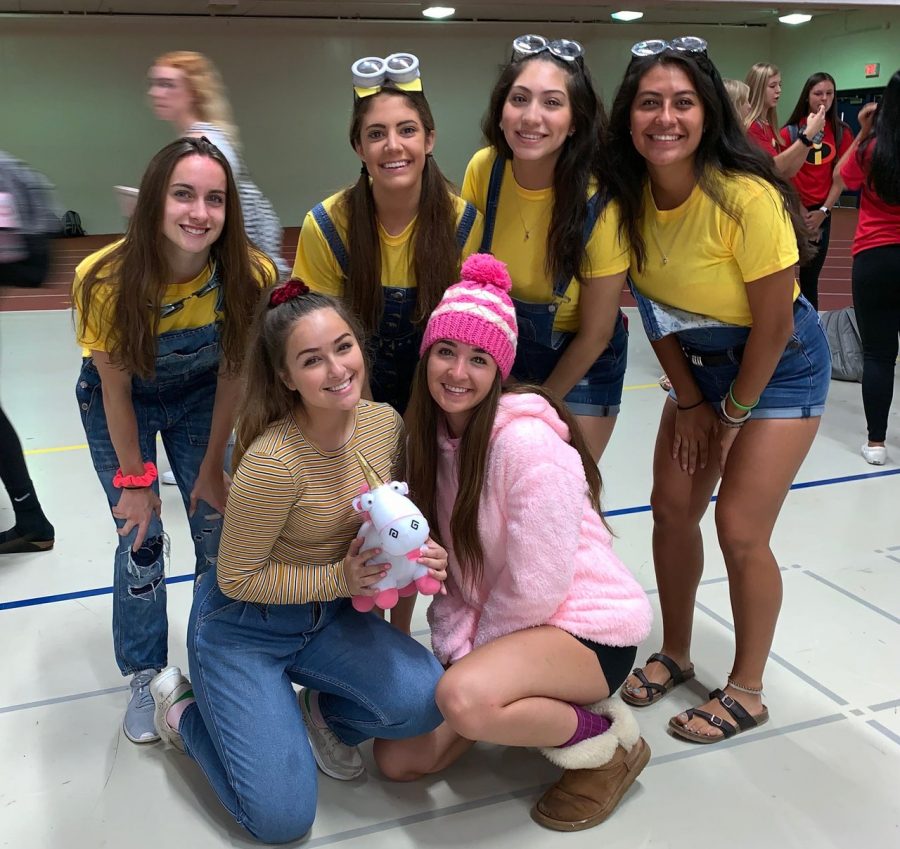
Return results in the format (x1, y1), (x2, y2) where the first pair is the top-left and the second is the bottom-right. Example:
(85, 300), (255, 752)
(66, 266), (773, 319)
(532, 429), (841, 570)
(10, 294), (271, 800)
(420, 253), (518, 379)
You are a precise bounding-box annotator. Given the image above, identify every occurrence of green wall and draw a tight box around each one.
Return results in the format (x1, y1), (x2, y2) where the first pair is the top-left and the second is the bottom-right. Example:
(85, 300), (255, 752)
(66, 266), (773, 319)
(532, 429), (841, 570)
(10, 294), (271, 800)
(775, 9), (900, 117)
(1, 10), (897, 234)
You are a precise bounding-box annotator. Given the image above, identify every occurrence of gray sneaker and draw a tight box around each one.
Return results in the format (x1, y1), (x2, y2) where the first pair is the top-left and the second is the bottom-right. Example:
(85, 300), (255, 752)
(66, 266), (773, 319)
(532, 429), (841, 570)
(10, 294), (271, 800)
(124, 669), (160, 743)
(299, 689), (365, 780)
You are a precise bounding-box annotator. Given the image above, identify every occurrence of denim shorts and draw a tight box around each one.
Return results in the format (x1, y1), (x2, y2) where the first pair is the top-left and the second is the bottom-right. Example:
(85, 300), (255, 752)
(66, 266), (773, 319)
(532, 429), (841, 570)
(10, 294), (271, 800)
(512, 311), (629, 417)
(671, 296), (831, 418)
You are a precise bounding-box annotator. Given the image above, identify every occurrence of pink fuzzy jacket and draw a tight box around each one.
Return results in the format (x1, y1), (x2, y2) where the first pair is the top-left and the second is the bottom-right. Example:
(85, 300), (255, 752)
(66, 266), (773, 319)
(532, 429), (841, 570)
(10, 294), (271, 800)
(427, 393), (652, 665)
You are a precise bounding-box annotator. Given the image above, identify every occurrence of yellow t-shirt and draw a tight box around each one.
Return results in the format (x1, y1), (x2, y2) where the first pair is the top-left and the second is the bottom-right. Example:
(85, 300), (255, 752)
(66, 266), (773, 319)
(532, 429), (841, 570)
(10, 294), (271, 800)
(461, 147), (629, 333)
(292, 190), (484, 294)
(72, 240), (275, 356)
(631, 176), (800, 327)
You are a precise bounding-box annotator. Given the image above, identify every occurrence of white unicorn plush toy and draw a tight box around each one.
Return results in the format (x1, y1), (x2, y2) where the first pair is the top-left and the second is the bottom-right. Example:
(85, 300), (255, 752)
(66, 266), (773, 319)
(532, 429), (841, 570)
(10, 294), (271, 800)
(351, 452), (441, 612)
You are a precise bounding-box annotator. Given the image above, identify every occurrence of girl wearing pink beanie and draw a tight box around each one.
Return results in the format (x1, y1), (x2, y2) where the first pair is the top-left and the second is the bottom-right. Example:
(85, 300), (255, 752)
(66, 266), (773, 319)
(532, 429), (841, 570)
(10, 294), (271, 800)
(380, 253), (653, 833)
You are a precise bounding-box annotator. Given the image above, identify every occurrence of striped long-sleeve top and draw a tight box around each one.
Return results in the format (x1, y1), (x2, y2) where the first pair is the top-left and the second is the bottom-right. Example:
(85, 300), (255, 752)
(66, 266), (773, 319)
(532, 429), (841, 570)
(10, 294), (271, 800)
(217, 400), (403, 604)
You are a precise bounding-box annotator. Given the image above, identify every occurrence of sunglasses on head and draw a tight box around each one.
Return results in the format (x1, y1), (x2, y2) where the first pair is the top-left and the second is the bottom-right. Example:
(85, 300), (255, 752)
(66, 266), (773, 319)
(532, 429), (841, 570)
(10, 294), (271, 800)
(630, 36), (708, 58)
(512, 34), (584, 64)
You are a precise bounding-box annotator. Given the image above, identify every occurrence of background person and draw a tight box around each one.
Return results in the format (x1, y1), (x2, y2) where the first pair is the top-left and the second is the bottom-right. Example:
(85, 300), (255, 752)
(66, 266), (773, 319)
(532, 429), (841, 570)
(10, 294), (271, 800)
(838, 74), (900, 465)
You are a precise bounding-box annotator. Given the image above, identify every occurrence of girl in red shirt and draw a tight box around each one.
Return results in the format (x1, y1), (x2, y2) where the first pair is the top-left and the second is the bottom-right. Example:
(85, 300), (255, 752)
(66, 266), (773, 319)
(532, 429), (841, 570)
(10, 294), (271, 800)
(744, 62), (826, 179)
(781, 72), (853, 311)
(838, 72), (900, 465)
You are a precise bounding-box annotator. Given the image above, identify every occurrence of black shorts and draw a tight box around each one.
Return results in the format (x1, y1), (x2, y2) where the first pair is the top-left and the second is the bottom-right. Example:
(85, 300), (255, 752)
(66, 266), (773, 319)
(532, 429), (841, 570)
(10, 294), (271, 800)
(572, 638), (637, 694)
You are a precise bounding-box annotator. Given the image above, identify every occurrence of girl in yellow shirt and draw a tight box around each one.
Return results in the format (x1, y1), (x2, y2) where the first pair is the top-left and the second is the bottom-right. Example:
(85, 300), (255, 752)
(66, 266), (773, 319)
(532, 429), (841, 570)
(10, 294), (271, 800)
(73, 137), (275, 745)
(462, 35), (629, 461)
(293, 53), (482, 417)
(607, 38), (830, 746)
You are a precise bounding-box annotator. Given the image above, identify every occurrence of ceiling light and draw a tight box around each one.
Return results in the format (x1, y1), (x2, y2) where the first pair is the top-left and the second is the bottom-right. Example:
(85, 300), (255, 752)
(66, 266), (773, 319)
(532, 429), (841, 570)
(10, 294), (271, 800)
(610, 11), (644, 22)
(778, 13), (813, 24)
(422, 6), (455, 18)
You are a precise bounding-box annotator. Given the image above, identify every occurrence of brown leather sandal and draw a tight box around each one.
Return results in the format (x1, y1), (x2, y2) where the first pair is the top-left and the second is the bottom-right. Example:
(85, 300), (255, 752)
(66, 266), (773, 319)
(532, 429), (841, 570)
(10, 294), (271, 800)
(620, 652), (695, 707)
(668, 688), (769, 744)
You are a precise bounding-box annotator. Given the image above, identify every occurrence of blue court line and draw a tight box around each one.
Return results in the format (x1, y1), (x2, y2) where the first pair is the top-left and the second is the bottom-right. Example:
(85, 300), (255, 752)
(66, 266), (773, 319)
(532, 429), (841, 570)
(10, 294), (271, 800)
(604, 465), (900, 518)
(2, 466), (898, 613)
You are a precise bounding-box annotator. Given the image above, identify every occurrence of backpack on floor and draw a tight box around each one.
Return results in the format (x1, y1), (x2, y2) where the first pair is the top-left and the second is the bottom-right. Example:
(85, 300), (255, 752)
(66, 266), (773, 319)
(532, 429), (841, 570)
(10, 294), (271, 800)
(63, 209), (85, 236)
(819, 307), (863, 382)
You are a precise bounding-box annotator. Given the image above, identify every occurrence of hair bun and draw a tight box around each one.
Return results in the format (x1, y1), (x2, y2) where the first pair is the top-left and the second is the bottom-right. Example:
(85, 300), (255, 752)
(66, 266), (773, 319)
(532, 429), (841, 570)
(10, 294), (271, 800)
(460, 253), (513, 294)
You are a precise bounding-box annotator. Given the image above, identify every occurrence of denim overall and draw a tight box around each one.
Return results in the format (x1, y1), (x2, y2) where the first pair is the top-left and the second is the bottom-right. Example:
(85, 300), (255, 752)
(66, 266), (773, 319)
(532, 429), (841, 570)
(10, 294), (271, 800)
(627, 279), (830, 417)
(479, 155), (628, 415)
(312, 201), (477, 414)
(76, 280), (225, 676)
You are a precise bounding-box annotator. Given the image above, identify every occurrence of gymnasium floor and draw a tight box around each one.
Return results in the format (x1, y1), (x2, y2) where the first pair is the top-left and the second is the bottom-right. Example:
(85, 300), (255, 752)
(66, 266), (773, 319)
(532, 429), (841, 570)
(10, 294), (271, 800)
(1, 213), (898, 847)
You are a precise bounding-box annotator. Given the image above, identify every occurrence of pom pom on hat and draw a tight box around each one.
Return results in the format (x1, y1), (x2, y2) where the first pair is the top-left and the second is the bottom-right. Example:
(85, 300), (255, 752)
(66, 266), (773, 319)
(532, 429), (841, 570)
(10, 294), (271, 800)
(458, 253), (514, 294)
(420, 253), (518, 379)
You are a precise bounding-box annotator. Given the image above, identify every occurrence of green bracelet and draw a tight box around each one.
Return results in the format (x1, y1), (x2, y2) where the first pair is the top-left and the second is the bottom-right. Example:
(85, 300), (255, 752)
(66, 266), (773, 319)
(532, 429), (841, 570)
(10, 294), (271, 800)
(728, 381), (758, 412)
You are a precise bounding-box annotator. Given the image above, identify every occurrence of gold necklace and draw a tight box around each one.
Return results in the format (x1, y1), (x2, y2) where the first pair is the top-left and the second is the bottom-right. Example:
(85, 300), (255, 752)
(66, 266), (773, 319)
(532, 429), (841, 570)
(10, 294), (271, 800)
(511, 191), (547, 242)
(649, 208), (690, 266)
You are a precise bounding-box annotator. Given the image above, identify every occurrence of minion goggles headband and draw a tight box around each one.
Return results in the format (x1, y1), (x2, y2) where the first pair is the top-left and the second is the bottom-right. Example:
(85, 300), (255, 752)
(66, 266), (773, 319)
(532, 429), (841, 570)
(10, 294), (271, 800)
(352, 53), (422, 98)
(511, 34), (584, 63)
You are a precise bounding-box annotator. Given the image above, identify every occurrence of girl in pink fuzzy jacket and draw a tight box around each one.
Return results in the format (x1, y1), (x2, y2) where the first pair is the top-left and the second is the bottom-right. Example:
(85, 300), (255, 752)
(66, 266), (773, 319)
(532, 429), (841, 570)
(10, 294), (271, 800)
(378, 253), (653, 832)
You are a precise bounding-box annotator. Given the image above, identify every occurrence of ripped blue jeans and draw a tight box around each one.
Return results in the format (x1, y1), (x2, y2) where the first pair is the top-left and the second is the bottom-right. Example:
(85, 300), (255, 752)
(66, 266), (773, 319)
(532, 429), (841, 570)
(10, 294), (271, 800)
(76, 324), (223, 675)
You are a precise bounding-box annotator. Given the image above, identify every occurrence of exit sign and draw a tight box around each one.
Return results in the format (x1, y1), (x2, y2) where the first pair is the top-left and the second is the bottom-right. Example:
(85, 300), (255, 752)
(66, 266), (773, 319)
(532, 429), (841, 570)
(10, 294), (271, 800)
(865, 63), (880, 78)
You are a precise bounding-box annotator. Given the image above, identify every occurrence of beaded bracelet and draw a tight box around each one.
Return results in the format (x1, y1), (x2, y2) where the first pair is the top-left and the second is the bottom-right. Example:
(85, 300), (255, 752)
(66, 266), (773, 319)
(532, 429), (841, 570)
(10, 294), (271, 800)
(728, 381), (759, 412)
(112, 461), (158, 490)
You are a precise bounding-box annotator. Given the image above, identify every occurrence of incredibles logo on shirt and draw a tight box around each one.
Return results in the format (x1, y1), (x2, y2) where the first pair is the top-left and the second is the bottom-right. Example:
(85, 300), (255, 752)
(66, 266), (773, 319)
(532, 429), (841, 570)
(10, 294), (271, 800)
(806, 138), (834, 167)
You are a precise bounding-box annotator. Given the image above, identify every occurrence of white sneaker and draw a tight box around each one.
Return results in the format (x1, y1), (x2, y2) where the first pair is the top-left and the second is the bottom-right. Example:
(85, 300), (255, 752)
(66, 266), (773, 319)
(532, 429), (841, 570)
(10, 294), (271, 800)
(298, 689), (365, 780)
(861, 442), (887, 465)
(150, 666), (192, 752)
(160, 469), (177, 486)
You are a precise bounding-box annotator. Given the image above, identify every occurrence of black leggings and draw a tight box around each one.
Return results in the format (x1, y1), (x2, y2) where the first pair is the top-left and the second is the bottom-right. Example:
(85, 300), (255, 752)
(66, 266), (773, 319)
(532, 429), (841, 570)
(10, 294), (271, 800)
(852, 243), (900, 443)
(0, 403), (32, 499)
(798, 206), (832, 312)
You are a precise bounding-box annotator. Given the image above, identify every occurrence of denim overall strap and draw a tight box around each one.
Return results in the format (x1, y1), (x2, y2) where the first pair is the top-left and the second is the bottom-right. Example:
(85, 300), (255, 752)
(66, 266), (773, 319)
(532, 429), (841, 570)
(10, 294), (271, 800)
(479, 153), (506, 254)
(456, 201), (478, 250)
(312, 203), (350, 276)
(206, 264), (224, 314)
(515, 190), (610, 349)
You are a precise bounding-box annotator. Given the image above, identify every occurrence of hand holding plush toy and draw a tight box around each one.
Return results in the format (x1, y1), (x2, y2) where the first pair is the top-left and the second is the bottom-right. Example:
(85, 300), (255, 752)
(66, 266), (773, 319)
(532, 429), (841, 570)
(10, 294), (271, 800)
(350, 452), (442, 612)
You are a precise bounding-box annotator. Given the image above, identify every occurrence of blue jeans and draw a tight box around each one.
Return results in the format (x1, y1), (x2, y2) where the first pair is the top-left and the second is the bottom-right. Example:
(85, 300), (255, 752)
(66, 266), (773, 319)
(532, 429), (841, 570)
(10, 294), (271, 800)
(76, 324), (223, 675)
(513, 309), (629, 416)
(672, 297), (831, 418)
(369, 286), (420, 415)
(180, 571), (444, 844)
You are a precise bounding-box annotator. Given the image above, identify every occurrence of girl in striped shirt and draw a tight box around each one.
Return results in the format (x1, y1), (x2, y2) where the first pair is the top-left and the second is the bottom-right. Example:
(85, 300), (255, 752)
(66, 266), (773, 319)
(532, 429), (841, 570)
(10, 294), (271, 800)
(147, 280), (448, 844)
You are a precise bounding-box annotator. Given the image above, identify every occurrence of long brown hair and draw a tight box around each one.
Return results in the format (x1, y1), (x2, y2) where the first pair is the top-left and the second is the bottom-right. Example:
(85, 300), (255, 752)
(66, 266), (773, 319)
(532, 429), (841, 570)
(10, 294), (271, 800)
(342, 87), (461, 334)
(76, 137), (267, 378)
(233, 284), (367, 470)
(608, 52), (814, 270)
(405, 351), (605, 590)
(784, 71), (844, 142)
(481, 53), (615, 286)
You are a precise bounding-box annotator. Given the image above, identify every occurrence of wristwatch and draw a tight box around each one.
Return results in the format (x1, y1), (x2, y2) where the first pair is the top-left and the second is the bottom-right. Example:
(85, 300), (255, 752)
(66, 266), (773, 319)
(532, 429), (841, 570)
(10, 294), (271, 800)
(798, 130), (813, 147)
(818, 205), (831, 217)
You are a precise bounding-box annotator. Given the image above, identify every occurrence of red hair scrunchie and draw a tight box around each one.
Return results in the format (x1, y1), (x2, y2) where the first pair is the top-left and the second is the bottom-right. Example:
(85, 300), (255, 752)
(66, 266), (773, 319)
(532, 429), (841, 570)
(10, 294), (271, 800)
(269, 278), (310, 308)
